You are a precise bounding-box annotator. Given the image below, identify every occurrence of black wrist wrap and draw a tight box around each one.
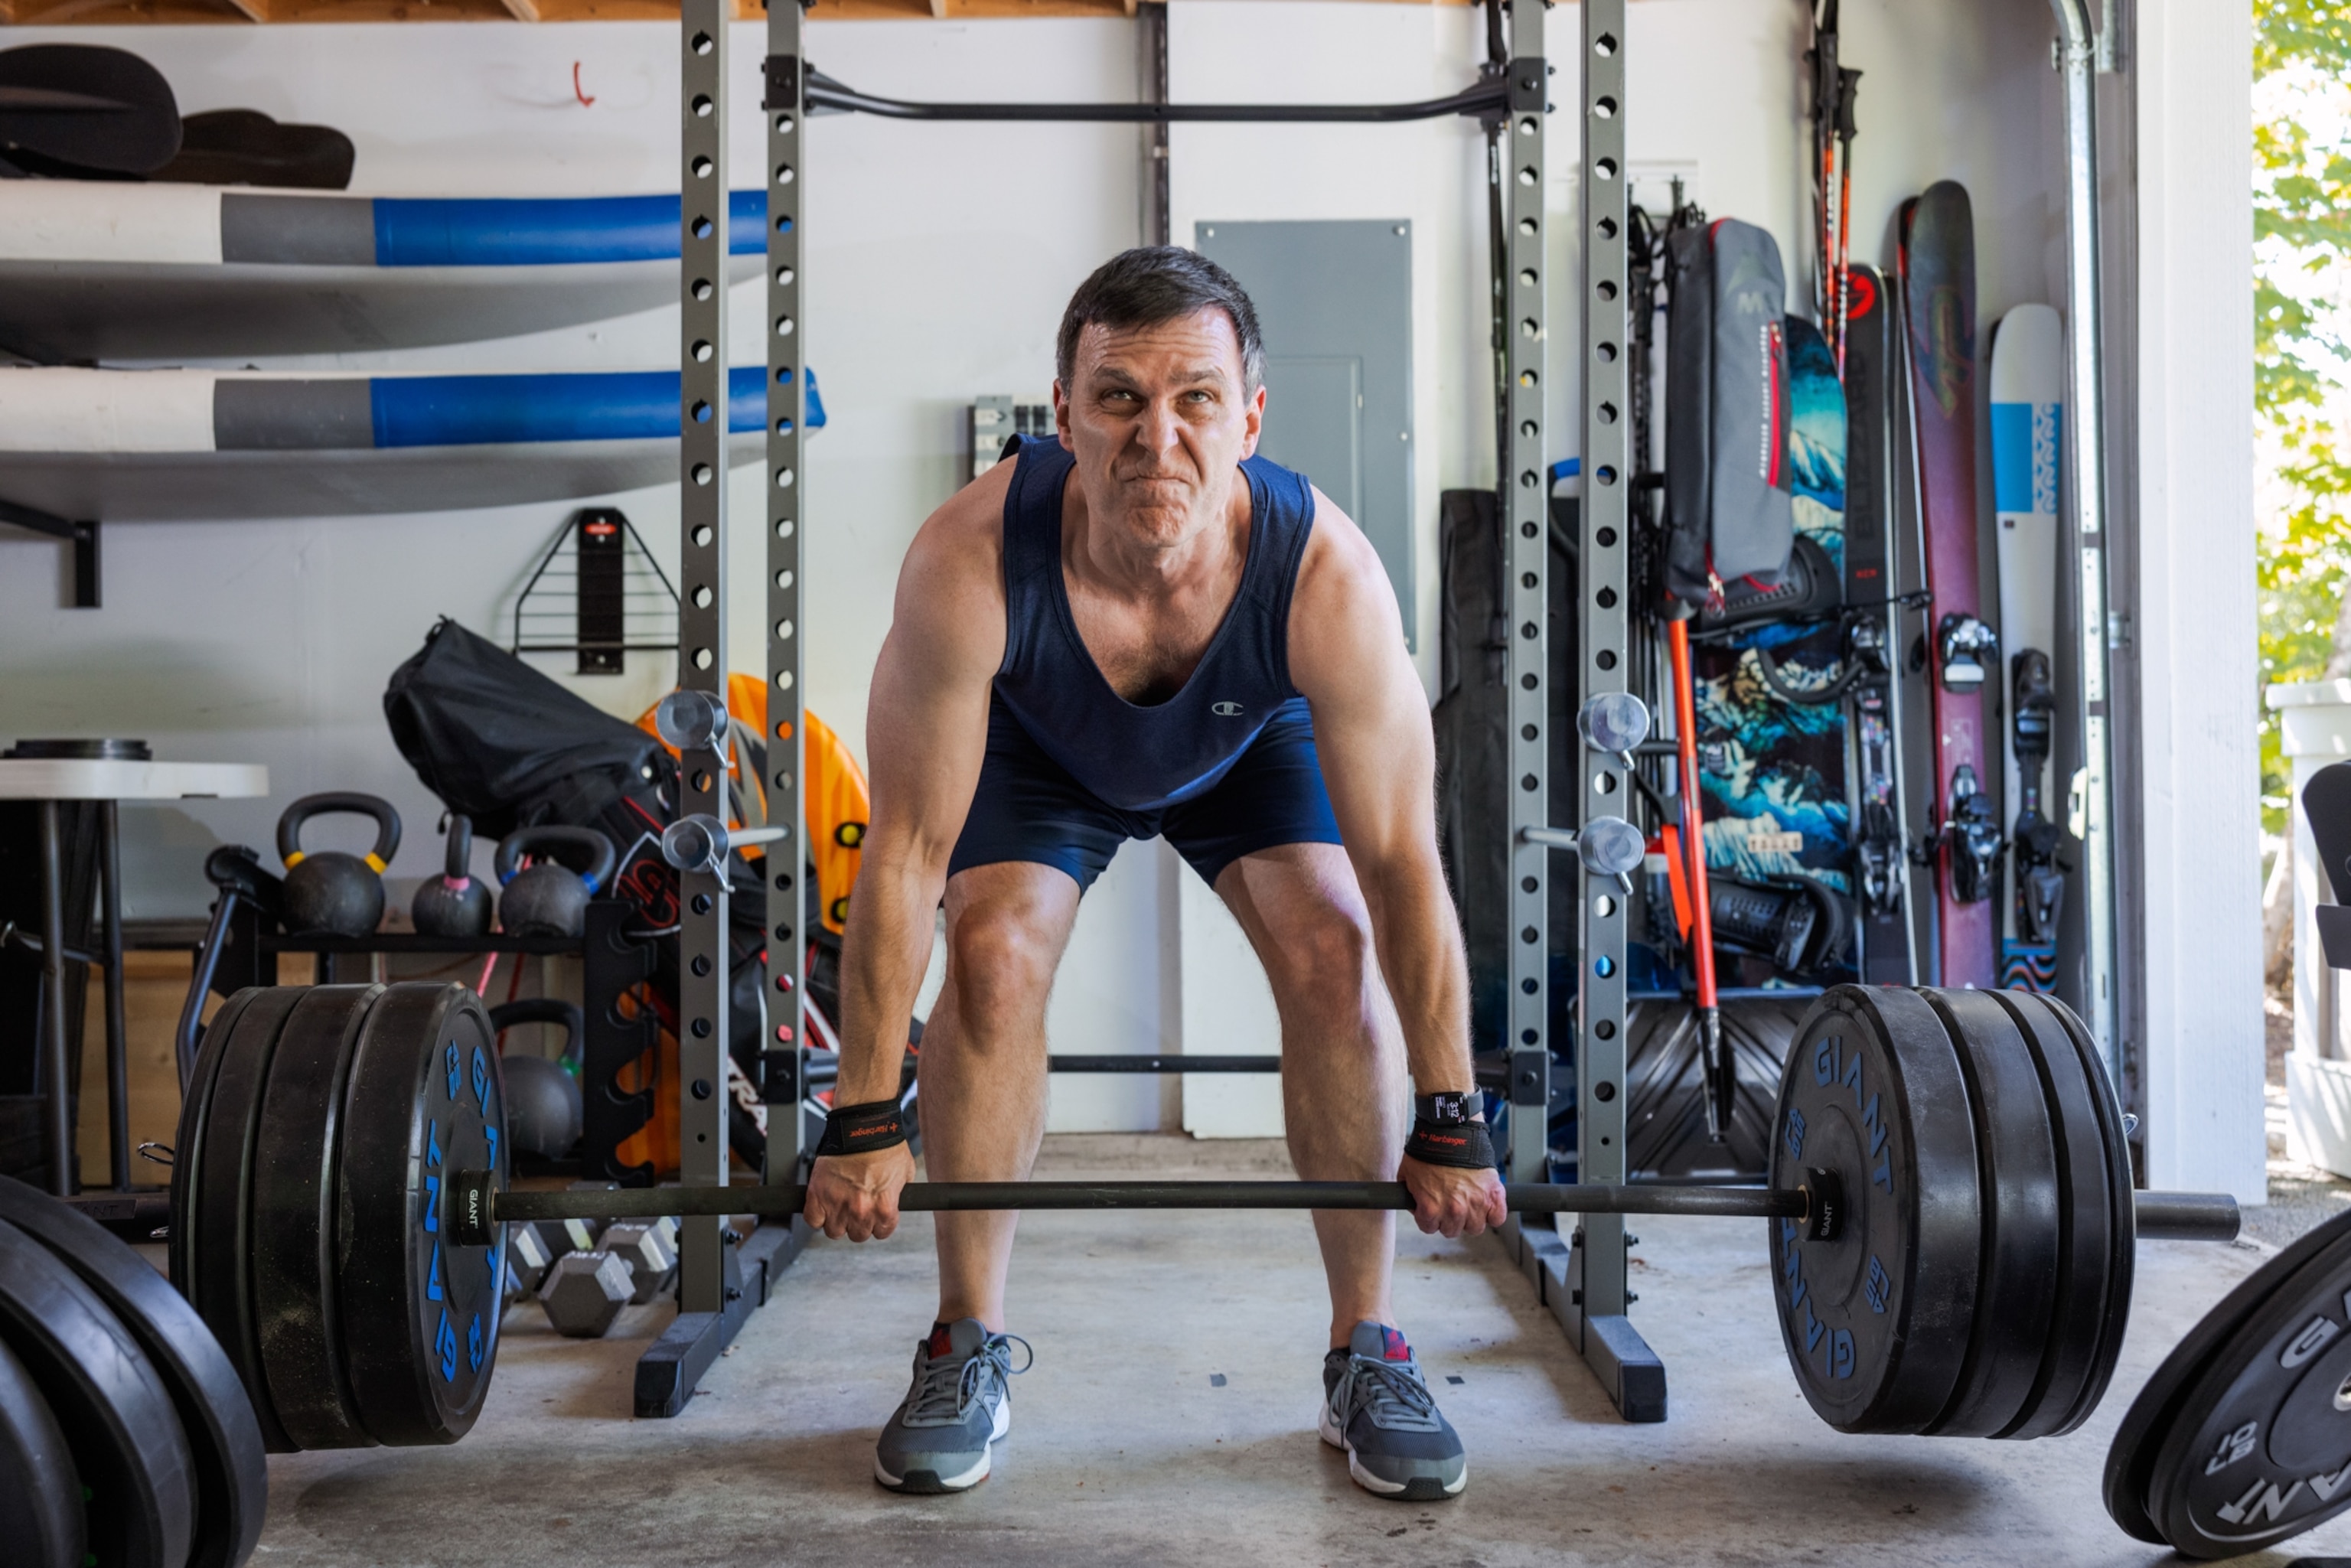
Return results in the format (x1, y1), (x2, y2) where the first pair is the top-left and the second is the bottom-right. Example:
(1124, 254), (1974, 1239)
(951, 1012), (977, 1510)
(814, 1097), (908, 1157)
(1406, 1117), (1496, 1170)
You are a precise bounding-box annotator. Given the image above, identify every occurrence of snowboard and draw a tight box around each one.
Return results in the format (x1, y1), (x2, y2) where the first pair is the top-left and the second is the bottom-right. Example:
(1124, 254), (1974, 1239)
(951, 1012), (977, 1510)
(1692, 315), (1856, 984)
(1899, 181), (1997, 989)
(1990, 303), (2066, 992)
(1838, 262), (1919, 985)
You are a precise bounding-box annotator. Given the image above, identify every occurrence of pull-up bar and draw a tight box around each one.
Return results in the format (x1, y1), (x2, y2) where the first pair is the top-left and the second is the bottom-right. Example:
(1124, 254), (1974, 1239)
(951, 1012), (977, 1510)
(798, 65), (1509, 124)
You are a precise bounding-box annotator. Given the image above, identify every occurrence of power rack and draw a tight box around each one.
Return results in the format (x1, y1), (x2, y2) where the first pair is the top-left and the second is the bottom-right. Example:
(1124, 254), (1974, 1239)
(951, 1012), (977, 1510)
(655, 0), (2119, 1426)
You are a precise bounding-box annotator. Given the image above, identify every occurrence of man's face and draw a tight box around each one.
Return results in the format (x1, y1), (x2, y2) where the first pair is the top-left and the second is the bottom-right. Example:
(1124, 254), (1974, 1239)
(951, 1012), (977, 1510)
(1055, 305), (1265, 551)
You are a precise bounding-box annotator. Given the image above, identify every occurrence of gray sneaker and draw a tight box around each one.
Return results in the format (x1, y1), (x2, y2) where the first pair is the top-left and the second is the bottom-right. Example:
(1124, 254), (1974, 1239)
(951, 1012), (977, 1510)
(1319, 1322), (1467, 1500)
(874, 1319), (1029, 1494)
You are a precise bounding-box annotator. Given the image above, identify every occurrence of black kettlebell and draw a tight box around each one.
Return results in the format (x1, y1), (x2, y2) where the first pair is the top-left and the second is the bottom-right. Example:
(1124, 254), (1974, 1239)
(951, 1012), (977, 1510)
(411, 813), (492, 939)
(489, 998), (584, 1162)
(494, 826), (617, 940)
(276, 792), (401, 937)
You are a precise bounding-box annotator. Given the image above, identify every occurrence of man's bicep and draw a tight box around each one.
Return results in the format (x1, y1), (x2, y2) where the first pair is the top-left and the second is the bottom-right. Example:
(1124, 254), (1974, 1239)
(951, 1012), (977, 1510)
(1293, 578), (1437, 860)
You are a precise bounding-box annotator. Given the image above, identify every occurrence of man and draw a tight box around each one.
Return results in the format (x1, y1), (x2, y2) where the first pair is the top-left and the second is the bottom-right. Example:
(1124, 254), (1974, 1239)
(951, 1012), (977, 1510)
(804, 247), (1507, 1501)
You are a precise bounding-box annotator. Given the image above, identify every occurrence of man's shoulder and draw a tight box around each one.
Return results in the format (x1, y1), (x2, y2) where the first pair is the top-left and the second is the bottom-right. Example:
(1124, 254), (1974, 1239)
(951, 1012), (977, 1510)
(908, 458), (1016, 582)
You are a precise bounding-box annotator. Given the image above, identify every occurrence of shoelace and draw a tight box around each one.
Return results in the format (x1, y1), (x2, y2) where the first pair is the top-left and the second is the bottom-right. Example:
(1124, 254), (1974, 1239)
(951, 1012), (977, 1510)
(903, 1333), (1032, 1427)
(1340, 1353), (1441, 1433)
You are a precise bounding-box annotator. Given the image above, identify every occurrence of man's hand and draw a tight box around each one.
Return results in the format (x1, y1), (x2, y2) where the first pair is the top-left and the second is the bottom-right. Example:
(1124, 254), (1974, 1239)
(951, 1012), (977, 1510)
(1398, 1151), (1508, 1239)
(804, 1143), (917, 1242)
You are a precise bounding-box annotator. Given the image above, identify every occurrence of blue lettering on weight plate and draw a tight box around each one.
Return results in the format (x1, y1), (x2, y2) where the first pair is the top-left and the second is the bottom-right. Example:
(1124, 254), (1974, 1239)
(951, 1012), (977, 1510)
(468, 1312), (486, 1374)
(445, 1042), (461, 1104)
(426, 1118), (443, 1169)
(435, 1307), (457, 1383)
(1783, 1107), (1806, 1161)
(1864, 1255), (1891, 1314)
(426, 1239), (444, 1302)
(424, 1172), (441, 1234)
(1813, 1036), (1841, 1087)
(471, 1045), (489, 1113)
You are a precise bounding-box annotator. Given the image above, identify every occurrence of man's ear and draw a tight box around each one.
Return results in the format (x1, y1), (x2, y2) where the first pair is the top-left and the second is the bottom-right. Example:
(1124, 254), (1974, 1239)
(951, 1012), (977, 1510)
(1053, 380), (1074, 448)
(1238, 382), (1267, 459)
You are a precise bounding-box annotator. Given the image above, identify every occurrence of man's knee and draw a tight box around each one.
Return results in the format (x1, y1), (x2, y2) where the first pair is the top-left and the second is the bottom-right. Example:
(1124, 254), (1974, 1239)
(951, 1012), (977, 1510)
(1265, 902), (1376, 1015)
(943, 903), (1061, 1029)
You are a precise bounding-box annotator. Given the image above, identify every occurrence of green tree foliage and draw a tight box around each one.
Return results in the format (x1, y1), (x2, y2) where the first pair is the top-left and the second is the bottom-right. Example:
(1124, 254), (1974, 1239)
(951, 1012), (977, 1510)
(2257, 0), (2351, 829)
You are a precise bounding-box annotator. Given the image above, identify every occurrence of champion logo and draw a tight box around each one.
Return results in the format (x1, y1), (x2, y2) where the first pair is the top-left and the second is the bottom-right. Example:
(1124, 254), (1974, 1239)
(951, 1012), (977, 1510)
(1212, 701), (1244, 716)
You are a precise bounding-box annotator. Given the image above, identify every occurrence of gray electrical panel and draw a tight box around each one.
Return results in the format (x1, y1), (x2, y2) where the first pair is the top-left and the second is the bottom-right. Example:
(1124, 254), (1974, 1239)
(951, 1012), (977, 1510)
(1195, 220), (1415, 647)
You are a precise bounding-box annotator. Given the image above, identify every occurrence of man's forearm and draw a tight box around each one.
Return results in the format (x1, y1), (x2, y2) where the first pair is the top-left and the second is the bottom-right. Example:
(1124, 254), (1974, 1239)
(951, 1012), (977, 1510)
(1358, 856), (1476, 1099)
(832, 851), (945, 1106)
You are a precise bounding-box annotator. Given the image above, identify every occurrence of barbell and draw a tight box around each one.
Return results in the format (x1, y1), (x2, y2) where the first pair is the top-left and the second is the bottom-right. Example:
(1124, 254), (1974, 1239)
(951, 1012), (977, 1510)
(171, 978), (2237, 1460)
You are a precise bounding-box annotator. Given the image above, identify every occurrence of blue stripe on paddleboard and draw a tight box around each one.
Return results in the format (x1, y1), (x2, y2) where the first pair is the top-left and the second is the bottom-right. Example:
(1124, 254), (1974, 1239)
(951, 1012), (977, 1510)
(1989, 401), (2061, 517)
(371, 191), (770, 267)
(370, 365), (824, 448)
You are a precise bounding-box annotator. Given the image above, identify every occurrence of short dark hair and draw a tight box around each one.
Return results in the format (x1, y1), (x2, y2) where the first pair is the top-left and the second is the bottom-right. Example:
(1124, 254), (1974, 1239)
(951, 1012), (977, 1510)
(1055, 246), (1265, 394)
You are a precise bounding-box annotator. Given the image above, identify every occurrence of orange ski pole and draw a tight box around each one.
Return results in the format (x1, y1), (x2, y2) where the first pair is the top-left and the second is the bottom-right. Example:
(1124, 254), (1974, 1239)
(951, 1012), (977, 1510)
(1666, 618), (1730, 1140)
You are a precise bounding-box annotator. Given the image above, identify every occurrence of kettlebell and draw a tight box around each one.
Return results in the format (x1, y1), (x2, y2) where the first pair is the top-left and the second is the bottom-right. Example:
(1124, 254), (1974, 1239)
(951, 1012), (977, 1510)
(494, 826), (618, 940)
(276, 792), (401, 937)
(490, 997), (584, 1163)
(411, 813), (492, 939)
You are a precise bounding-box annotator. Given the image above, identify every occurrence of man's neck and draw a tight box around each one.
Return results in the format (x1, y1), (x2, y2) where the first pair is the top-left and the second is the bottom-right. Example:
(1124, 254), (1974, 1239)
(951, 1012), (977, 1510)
(1064, 469), (1250, 603)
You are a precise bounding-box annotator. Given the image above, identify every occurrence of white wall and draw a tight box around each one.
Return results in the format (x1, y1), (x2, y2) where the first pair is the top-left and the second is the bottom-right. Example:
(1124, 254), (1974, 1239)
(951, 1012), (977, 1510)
(2131, 0), (2263, 1199)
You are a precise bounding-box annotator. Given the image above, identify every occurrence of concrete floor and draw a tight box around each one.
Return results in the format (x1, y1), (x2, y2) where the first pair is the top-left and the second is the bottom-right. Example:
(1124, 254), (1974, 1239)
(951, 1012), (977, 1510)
(254, 1133), (2351, 1567)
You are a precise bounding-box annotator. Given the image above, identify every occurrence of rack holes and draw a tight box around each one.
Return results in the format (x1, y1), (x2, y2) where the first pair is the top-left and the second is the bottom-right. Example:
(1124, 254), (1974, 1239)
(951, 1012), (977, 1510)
(774, 771), (792, 791)
(1594, 955), (1616, 979)
(691, 29), (712, 52)
(775, 670), (795, 690)
(776, 569), (794, 589)
(1521, 774), (1539, 793)
(1521, 925), (1540, 944)
(1518, 165), (1539, 187)
(692, 155), (713, 180)
(774, 112), (794, 134)
(693, 94), (713, 116)
(1597, 403), (1619, 425)
(1521, 673), (1539, 691)
(776, 467), (795, 489)
(774, 213), (791, 234)
(1595, 31), (1618, 56)
(690, 954), (712, 977)
(1596, 586), (1618, 609)
(1594, 1019), (1616, 1040)
(693, 463), (713, 486)
(1518, 217), (1538, 237)
(1598, 216), (1619, 240)
(776, 619), (794, 641)
(691, 399), (712, 423)
(1518, 368), (1540, 387)
(691, 585), (713, 609)
(775, 163), (794, 186)
(1596, 525), (1619, 546)
(692, 279), (713, 302)
(1596, 650), (1619, 670)
(774, 265), (794, 287)
(693, 341), (713, 362)
(1596, 470), (1619, 491)
(1521, 318), (1541, 339)
(775, 417), (794, 435)
(1521, 977), (1539, 995)
(693, 524), (714, 548)
(690, 216), (713, 240)
(1518, 115), (1540, 137)
(776, 315), (795, 337)
(1596, 771), (1618, 794)
(1595, 158), (1618, 181)
(692, 647), (713, 670)
(1521, 722), (1539, 742)
(1522, 875), (1539, 895)
(1593, 1077), (1617, 1100)
(1521, 1028), (1540, 1045)
(774, 366), (794, 384)
(1521, 621), (1538, 641)
(1596, 342), (1618, 363)
(1596, 279), (1618, 301)
(1593, 95), (1617, 119)
(1594, 894), (1617, 918)
(1520, 470), (1540, 490)
(1519, 268), (1539, 289)
(1521, 572), (1538, 590)
(774, 519), (794, 540)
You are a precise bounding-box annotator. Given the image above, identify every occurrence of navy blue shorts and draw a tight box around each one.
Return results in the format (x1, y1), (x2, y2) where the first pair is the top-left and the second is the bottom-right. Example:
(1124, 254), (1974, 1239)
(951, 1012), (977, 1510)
(948, 696), (1344, 892)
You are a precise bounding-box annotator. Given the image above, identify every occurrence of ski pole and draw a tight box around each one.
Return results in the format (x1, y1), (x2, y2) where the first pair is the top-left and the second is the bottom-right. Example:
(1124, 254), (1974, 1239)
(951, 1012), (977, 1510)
(1665, 617), (1730, 1141)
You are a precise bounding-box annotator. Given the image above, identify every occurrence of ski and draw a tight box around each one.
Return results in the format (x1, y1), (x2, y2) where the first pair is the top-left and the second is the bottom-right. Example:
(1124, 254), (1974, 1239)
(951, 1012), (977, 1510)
(1990, 304), (2066, 992)
(1837, 262), (1916, 984)
(1899, 181), (1998, 989)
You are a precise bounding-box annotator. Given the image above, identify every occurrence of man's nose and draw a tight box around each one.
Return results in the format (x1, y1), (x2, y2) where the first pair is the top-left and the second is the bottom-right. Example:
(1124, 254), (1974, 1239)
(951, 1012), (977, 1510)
(1132, 396), (1184, 453)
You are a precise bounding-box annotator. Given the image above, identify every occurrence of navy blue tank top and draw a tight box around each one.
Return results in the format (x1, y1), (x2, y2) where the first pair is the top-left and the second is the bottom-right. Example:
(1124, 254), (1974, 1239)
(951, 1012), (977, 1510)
(991, 435), (1318, 812)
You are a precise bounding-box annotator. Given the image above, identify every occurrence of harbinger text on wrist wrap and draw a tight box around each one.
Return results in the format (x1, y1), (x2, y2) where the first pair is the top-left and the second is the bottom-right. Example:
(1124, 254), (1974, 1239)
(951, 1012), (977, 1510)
(814, 1097), (908, 1157)
(1405, 1116), (1497, 1170)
